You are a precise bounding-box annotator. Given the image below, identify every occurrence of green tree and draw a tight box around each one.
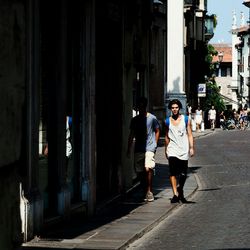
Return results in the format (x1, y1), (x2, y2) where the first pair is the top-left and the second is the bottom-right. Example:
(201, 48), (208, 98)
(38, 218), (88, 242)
(205, 44), (218, 77)
(205, 76), (225, 112)
(202, 42), (225, 112)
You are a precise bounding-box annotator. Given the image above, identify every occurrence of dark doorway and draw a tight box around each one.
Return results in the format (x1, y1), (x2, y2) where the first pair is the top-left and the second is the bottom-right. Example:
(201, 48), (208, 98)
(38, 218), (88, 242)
(96, 1), (123, 203)
(39, 0), (83, 216)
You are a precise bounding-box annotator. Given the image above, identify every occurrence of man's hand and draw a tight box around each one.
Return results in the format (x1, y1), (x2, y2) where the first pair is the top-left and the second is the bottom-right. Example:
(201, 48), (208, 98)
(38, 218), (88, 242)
(165, 150), (168, 159)
(189, 147), (194, 157)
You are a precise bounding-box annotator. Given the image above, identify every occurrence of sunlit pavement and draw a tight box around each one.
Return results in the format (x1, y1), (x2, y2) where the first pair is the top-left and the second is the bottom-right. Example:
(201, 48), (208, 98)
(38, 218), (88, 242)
(22, 129), (215, 250)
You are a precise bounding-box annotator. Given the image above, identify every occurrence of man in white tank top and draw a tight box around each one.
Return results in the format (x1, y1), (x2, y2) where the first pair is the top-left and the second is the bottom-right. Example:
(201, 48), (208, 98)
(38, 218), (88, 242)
(165, 99), (194, 203)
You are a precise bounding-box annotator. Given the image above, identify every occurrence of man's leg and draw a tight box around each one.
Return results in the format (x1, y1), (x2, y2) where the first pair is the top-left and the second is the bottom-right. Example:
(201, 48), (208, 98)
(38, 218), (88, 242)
(177, 160), (188, 203)
(144, 168), (154, 201)
(169, 175), (179, 203)
(168, 157), (179, 203)
(145, 168), (153, 193)
(177, 173), (187, 197)
(170, 175), (178, 196)
(144, 152), (155, 202)
(211, 119), (214, 130)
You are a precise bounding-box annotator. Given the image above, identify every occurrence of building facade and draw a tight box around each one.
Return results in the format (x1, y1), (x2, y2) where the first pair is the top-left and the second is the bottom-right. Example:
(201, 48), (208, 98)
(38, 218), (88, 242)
(212, 44), (238, 110)
(183, 0), (210, 109)
(1, 0), (212, 249)
(0, 0), (168, 248)
(231, 5), (250, 108)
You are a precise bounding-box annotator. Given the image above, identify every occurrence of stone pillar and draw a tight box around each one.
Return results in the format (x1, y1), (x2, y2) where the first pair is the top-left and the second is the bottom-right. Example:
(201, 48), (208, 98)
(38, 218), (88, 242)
(20, 0), (44, 241)
(54, 0), (71, 216)
(43, 0), (71, 217)
(80, 0), (96, 216)
(166, 0), (186, 116)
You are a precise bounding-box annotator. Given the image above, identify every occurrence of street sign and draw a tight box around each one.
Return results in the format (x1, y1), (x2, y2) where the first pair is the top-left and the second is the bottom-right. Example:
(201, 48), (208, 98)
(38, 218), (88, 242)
(198, 83), (206, 97)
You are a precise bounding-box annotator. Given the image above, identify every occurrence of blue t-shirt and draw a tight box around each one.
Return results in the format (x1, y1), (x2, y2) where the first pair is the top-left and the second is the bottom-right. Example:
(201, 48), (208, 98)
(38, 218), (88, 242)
(130, 113), (160, 153)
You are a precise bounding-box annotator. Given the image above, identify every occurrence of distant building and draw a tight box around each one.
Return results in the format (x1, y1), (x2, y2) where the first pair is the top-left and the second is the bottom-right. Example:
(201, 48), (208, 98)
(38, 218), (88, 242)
(211, 44), (238, 110)
(231, 4), (250, 109)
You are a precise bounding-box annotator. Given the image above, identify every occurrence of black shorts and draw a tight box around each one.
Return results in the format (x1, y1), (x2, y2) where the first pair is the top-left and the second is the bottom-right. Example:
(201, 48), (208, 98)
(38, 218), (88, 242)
(168, 157), (188, 176)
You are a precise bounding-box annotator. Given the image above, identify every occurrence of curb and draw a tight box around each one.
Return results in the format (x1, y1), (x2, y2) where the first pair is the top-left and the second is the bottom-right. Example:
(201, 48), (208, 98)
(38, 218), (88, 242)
(120, 171), (199, 250)
(22, 131), (214, 250)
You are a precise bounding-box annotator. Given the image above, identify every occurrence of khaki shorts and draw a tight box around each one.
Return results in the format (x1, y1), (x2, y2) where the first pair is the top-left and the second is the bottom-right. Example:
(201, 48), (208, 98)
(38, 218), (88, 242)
(134, 151), (155, 173)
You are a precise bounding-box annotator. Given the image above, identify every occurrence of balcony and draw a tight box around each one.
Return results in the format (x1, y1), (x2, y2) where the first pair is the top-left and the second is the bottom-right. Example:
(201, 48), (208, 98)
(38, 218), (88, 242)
(184, 0), (200, 9)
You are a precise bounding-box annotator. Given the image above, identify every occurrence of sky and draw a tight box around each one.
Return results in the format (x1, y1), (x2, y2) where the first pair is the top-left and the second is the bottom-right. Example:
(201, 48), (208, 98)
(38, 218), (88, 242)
(207, 0), (249, 44)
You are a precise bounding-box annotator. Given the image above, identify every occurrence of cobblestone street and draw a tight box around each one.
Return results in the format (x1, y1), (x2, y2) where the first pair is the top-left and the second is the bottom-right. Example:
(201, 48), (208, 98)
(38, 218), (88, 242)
(127, 130), (250, 249)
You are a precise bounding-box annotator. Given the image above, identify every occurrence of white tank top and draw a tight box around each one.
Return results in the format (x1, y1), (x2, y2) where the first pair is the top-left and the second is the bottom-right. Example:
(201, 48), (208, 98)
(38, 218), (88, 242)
(167, 115), (189, 160)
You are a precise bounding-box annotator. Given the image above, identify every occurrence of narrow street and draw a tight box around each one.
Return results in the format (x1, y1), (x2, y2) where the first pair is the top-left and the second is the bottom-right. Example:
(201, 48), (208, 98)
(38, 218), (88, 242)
(127, 130), (250, 249)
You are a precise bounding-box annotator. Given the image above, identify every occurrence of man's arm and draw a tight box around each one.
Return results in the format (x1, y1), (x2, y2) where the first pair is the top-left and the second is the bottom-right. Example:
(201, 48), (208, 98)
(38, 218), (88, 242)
(187, 118), (194, 157)
(164, 126), (170, 159)
(155, 127), (160, 145)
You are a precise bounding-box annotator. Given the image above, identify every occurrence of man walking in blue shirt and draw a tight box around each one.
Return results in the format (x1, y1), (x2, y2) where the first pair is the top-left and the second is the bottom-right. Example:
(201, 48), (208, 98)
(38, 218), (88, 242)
(127, 97), (160, 202)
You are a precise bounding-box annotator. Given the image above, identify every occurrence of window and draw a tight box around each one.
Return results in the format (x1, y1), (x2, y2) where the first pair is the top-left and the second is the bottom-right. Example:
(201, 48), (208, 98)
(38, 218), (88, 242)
(228, 67), (232, 77)
(221, 67), (227, 77)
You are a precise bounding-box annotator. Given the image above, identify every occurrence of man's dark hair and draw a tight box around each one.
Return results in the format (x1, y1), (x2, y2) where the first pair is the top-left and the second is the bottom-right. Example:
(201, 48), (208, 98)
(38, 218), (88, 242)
(136, 97), (148, 108)
(168, 99), (182, 110)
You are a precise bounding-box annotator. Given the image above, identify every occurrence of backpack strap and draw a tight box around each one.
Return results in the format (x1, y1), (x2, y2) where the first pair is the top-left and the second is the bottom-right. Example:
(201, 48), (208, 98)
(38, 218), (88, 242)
(184, 115), (188, 127)
(165, 116), (170, 128)
(165, 115), (188, 128)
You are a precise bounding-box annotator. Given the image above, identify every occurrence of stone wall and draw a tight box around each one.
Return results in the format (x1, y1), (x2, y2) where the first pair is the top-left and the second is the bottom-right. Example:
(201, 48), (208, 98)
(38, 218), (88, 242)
(0, 166), (22, 249)
(0, 0), (26, 167)
(0, 0), (26, 249)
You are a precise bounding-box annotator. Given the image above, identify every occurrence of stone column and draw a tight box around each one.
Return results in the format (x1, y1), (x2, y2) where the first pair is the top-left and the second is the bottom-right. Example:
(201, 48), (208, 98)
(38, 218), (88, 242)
(80, 0), (96, 216)
(55, 0), (71, 216)
(20, 0), (44, 241)
(166, 0), (186, 115)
